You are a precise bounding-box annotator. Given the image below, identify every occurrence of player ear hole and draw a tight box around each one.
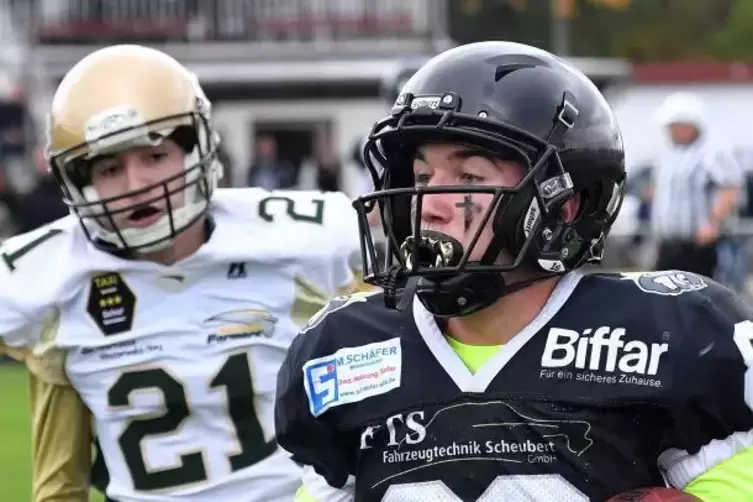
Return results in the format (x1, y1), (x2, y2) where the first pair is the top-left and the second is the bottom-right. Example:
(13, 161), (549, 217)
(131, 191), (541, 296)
(571, 184), (603, 221)
(559, 193), (582, 224)
(169, 126), (198, 153)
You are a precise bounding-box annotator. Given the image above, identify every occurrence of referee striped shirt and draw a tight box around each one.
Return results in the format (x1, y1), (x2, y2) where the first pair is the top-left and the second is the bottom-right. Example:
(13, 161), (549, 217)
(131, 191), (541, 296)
(651, 138), (743, 239)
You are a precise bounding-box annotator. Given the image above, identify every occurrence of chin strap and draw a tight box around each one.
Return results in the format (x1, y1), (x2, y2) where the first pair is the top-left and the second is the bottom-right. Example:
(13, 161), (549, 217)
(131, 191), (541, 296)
(414, 269), (564, 318)
(380, 261), (563, 317)
(382, 265), (419, 312)
(382, 265), (401, 309)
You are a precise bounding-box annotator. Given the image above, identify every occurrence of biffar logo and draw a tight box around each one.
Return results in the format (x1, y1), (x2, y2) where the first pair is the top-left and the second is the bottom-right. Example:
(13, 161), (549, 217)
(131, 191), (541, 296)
(539, 326), (669, 389)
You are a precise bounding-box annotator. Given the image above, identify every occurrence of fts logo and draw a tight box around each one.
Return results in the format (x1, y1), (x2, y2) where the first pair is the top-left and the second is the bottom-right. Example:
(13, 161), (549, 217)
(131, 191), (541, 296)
(303, 338), (402, 416)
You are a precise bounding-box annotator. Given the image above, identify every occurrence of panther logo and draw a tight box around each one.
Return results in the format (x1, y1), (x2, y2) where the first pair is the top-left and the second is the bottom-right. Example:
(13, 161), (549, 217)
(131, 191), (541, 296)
(301, 291), (377, 334)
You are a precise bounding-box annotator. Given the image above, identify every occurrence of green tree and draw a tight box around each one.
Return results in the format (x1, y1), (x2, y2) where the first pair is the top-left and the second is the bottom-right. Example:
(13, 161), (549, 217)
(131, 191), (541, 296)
(582, 0), (731, 62)
(447, 0), (736, 62)
(448, 0), (551, 50)
(707, 0), (753, 60)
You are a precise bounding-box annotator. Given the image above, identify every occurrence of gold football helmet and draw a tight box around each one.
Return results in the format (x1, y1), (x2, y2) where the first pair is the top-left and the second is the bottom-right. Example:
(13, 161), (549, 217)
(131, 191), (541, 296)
(46, 44), (222, 252)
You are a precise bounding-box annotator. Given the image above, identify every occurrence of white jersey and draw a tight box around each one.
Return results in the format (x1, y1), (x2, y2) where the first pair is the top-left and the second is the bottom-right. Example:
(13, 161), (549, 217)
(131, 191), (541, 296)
(0, 188), (361, 502)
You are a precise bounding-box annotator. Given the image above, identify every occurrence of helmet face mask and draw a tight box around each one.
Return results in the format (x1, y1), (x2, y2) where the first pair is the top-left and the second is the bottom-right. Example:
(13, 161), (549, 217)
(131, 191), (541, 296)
(353, 42), (626, 317)
(47, 45), (222, 254)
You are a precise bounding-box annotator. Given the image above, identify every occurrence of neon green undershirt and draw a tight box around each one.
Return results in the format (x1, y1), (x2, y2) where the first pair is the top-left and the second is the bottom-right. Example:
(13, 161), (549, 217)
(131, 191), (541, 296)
(684, 444), (753, 501)
(444, 335), (503, 374)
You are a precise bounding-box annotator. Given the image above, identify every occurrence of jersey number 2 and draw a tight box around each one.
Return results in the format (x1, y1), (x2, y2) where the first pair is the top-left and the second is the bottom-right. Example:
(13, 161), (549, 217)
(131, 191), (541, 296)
(258, 195), (325, 224)
(107, 352), (276, 491)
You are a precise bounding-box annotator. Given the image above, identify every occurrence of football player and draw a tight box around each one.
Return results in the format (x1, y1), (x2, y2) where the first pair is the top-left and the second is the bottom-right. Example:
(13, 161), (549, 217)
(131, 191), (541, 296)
(0, 44), (362, 501)
(275, 41), (753, 501)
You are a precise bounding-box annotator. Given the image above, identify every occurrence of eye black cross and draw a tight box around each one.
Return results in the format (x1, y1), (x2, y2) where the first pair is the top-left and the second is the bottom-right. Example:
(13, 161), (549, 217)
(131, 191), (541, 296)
(455, 195), (478, 231)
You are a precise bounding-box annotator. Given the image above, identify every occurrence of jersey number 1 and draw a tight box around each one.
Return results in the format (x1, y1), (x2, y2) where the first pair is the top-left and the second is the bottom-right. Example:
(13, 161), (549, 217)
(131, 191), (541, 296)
(1, 228), (63, 272)
(107, 352), (276, 491)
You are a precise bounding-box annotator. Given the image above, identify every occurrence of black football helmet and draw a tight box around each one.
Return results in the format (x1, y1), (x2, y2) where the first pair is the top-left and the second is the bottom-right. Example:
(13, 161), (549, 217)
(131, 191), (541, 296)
(353, 41), (626, 317)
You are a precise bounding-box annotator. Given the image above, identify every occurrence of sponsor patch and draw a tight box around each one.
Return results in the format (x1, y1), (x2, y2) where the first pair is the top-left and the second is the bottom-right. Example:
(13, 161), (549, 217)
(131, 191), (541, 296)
(87, 272), (136, 336)
(202, 308), (277, 344)
(539, 326), (670, 388)
(303, 338), (401, 416)
(622, 270), (707, 296)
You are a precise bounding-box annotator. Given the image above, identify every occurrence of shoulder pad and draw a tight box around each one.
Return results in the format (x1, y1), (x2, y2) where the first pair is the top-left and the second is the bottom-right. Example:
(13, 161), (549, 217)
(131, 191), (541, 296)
(0, 218), (75, 274)
(280, 289), (400, 420)
(0, 218), (79, 320)
(213, 187), (354, 227)
(668, 276), (753, 411)
(619, 270), (749, 328)
(301, 290), (382, 335)
(619, 270), (709, 297)
(620, 270), (745, 312)
(213, 188), (359, 254)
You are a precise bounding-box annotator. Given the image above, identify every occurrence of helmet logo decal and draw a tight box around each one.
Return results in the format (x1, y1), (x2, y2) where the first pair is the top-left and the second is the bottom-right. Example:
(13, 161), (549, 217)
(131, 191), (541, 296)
(522, 199), (541, 238)
(85, 104), (145, 146)
(409, 96), (441, 110)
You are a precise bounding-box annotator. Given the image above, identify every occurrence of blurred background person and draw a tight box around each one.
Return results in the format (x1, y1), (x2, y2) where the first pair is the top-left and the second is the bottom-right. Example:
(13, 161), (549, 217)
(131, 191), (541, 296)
(3, 147), (68, 234)
(650, 91), (743, 278)
(717, 145), (753, 292)
(313, 132), (342, 192)
(246, 134), (298, 189)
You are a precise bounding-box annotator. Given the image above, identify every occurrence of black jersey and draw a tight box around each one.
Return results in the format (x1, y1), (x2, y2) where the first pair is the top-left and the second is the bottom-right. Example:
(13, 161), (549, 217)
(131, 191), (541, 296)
(275, 271), (753, 501)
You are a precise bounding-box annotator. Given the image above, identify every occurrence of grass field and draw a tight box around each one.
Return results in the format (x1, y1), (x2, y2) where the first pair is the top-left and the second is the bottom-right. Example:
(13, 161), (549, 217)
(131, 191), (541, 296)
(0, 363), (104, 502)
